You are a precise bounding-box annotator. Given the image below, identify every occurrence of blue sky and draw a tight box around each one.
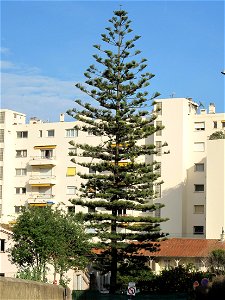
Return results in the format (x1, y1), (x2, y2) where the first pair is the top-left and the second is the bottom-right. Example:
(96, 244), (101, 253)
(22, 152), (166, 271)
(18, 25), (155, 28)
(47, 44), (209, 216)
(1, 0), (224, 122)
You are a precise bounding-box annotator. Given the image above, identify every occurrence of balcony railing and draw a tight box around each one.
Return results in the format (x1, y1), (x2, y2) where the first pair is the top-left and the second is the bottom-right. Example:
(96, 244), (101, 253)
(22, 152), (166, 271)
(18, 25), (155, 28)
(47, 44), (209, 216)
(28, 175), (56, 186)
(27, 193), (55, 206)
(29, 156), (56, 166)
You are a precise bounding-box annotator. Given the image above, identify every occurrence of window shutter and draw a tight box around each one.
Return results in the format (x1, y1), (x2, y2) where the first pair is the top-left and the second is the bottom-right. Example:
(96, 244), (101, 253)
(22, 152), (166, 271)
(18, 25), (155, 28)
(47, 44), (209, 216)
(66, 167), (76, 176)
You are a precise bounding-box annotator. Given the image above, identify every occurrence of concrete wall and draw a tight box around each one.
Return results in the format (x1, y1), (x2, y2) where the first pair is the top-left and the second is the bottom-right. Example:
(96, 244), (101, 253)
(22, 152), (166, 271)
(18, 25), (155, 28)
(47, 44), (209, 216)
(0, 277), (71, 300)
(206, 139), (225, 239)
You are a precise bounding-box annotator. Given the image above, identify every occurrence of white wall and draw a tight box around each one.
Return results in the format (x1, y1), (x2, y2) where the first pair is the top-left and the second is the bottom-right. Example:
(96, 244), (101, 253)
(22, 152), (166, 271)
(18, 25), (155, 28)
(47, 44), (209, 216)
(206, 139), (225, 239)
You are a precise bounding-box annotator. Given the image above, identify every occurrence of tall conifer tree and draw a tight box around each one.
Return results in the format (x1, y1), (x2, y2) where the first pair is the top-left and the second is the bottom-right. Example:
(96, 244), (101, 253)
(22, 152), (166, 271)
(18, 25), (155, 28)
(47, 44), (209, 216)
(67, 9), (167, 293)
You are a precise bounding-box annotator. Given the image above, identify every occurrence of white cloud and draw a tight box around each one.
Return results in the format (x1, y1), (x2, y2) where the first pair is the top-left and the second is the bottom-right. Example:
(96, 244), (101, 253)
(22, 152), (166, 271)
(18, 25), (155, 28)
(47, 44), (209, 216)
(1, 60), (84, 122)
(0, 47), (11, 55)
(1, 60), (17, 70)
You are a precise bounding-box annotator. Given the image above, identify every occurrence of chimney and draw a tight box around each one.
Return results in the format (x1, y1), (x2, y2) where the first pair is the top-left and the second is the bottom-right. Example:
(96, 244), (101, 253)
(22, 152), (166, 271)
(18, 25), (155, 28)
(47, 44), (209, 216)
(60, 113), (65, 122)
(209, 103), (216, 114)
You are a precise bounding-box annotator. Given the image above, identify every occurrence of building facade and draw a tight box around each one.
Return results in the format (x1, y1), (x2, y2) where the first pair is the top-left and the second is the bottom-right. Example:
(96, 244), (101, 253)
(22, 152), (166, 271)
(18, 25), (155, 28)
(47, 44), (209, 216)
(0, 98), (224, 239)
(151, 98), (225, 239)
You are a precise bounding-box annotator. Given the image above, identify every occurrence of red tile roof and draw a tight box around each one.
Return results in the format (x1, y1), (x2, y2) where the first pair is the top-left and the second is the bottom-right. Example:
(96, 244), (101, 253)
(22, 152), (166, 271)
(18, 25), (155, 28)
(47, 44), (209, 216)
(143, 238), (225, 258)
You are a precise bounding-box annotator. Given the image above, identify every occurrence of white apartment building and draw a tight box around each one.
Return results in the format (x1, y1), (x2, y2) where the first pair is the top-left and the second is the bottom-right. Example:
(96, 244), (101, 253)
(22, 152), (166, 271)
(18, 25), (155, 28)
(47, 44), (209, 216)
(0, 110), (104, 224)
(150, 98), (225, 239)
(0, 98), (224, 240)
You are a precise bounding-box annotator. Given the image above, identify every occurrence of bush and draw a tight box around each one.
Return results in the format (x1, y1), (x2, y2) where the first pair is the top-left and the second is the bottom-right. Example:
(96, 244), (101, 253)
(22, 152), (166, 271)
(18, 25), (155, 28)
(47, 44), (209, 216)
(208, 276), (225, 299)
(138, 265), (212, 294)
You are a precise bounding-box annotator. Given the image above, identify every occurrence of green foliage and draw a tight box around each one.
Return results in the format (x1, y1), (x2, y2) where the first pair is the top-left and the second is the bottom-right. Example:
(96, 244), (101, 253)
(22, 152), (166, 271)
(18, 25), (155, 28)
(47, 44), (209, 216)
(9, 207), (91, 285)
(16, 268), (46, 282)
(67, 9), (167, 293)
(117, 257), (155, 287)
(139, 265), (211, 294)
(208, 249), (225, 275)
(208, 276), (225, 299)
(209, 131), (225, 140)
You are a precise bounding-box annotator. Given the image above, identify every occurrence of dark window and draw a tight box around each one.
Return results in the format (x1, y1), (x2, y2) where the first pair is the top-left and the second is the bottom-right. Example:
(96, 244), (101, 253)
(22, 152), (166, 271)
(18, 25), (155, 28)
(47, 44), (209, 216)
(16, 150), (27, 157)
(117, 209), (126, 216)
(88, 207), (96, 213)
(47, 130), (54, 137)
(17, 131), (28, 138)
(194, 164), (204, 172)
(194, 226), (204, 235)
(89, 167), (96, 174)
(0, 239), (5, 252)
(194, 184), (204, 192)
(67, 206), (75, 213)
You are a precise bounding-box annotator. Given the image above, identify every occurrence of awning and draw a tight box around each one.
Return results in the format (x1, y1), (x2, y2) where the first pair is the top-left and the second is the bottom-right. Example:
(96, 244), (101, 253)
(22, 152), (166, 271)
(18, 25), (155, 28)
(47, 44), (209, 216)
(34, 145), (56, 149)
(29, 203), (47, 207)
(30, 184), (53, 187)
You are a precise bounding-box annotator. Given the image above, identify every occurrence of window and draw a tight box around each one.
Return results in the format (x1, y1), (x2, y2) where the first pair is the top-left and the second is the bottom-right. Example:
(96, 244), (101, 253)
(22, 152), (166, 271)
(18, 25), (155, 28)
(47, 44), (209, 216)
(194, 205), (204, 214)
(194, 122), (205, 131)
(0, 112), (5, 123)
(66, 186), (76, 195)
(47, 130), (54, 137)
(194, 184), (204, 192)
(156, 121), (162, 136)
(15, 187), (26, 194)
(66, 167), (76, 176)
(0, 239), (5, 252)
(39, 130), (43, 137)
(117, 209), (126, 216)
(155, 184), (161, 198)
(16, 150), (27, 158)
(155, 203), (161, 218)
(0, 185), (2, 199)
(88, 207), (96, 213)
(164, 259), (171, 269)
(67, 206), (76, 213)
(213, 121), (217, 129)
(155, 102), (162, 115)
(0, 166), (3, 179)
(17, 131), (28, 138)
(41, 149), (53, 158)
(15, 206), (25, 213)
(155, 162), (161, 176)
(89, 167), (96, 174)
(194, 142), (205, 152)
(193, 226), (204, 235)
(156, 141), (162, 156)
(0, 148), (3, 161)
(16, 168), (27, 176)
(222, 121), (225, 128)
(0, 129), (4, 142)
(194, 163), (204, 172)
(66, 129), (78, 137)
(68, 147), (77, 156)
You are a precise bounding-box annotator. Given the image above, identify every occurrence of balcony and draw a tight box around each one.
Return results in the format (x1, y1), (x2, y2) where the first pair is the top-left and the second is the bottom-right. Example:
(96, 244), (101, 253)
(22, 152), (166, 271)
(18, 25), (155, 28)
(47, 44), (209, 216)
(27, 193), (55, 206)
(28, 175), (56, 186)
(29, 156), (56, 167)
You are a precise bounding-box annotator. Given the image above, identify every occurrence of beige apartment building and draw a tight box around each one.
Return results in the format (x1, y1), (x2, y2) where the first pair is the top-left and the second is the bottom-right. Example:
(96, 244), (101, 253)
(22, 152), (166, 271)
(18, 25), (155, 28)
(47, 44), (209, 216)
(0, 98), (224, 239)
(151, 98), (225, 239)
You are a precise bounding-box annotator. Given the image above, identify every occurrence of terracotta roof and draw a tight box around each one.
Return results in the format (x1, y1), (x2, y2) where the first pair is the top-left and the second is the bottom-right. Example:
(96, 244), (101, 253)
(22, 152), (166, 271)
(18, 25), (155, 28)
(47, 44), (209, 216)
(143, 238), (225, 258)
